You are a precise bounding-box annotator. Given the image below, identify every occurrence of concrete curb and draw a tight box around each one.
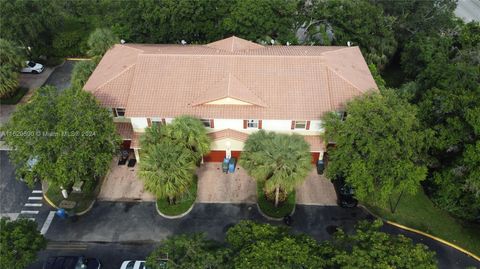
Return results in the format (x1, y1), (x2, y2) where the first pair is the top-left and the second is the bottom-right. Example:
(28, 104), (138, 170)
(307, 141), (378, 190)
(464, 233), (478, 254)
(359, 205), (480, 262)
(256, 203), (296, 221)
(155, 200), (195, 219)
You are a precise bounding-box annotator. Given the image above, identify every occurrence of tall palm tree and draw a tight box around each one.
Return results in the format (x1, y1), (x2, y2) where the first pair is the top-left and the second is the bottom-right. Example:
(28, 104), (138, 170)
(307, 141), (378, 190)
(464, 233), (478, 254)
(240, 130), (312, 207)
(167, 116), (211, 163)
(139, 139), (196, 204)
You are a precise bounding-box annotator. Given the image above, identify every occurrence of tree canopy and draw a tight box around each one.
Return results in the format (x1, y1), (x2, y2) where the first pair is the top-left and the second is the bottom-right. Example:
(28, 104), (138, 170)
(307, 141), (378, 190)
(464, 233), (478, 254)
(240, 130), (311, 207)
(322, 90), (431, 211)
(0, 39), (25, 98)
(0, 218), (47, 268)
(146, 220), (437, 268)
(70, 60), (97, 89)
(87, 28), (118, 59)
(2, 86), (119, 188)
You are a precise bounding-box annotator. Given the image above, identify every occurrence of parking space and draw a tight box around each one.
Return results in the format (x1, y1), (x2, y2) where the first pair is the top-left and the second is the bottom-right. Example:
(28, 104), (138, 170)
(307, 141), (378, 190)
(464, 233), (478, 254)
(43, 60), (76, 91)
(196, 163), (257, 203)
(296, 169), (337, 205)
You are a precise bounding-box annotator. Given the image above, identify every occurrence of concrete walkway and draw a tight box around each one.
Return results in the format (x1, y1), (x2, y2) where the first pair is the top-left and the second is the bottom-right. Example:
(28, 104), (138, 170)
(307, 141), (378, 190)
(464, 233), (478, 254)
(296, 169), (337, 205)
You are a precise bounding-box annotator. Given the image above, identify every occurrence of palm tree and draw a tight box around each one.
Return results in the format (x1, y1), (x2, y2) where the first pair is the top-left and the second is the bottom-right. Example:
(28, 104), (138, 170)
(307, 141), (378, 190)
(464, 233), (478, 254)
(240, 130), (312, 207)
(167, 116), (211, 163)
(0, 39), (24, 98)
(139, 138), (196, 204)
(87, 28), (118, 62)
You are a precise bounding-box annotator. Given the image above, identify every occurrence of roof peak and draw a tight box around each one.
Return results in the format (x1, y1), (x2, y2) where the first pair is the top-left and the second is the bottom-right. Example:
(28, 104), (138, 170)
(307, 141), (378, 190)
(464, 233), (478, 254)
(206, 36), (264, 52)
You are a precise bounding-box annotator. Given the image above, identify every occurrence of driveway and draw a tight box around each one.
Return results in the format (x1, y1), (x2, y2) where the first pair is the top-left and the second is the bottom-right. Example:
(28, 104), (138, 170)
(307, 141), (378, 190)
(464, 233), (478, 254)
(296, 169), (337, 205)
(197, 163), (257, 203)
(98, 157), (155, 201)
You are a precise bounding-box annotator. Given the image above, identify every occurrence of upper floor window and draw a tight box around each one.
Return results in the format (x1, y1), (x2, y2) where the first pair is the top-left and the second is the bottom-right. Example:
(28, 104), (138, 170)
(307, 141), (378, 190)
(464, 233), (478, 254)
(113, 108), (126, 117)
(201, 119), (212, 128)
(151, 120), (162, 127)
(294, 120), (307, 129)
(247, 119), (259, 129)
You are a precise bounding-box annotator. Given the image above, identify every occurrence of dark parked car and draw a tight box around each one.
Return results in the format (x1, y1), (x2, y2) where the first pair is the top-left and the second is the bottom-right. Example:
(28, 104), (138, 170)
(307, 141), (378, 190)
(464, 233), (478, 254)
(333, 176), (358, 208)
(43, 256), (101, 269)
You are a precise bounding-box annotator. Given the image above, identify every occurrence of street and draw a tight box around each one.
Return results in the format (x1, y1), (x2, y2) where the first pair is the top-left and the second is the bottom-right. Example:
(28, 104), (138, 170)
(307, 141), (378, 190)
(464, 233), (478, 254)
(455, 0), (480, 22)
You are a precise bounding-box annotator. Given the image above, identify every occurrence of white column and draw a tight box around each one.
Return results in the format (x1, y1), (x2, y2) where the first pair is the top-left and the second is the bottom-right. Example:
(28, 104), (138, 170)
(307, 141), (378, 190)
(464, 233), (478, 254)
(226, 141), (232, 159)
(134, 149), (140, 163)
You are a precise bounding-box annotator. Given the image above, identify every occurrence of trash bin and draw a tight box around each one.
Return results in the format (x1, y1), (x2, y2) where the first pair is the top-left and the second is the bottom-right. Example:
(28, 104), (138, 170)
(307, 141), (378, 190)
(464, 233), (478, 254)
(317, 159), (325, 175)
(222, 158), (229, 173)
(228, 157), (236, 173)
(56, 208), (67, 219)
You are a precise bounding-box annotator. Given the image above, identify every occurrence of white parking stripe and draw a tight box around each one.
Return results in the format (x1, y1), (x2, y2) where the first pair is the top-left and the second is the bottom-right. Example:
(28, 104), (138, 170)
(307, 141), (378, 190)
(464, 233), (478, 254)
(28, 196), (42, 200)
(24, 203), (43, 207)
(21, 210), (39, 214)
(40, 211), (56, 235)
(28, 218), (36, 221)
(32, 190), (43, 194)
(0, 213), (19, 220)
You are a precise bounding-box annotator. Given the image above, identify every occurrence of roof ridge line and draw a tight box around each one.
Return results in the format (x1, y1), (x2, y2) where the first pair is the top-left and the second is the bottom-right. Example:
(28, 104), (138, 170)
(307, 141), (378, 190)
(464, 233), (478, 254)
(118, 44), (145, 53)
(137, 53), (333, 58)
(93, 64), (136, 93)
(321, 46), (359, 55)
(326, 66), (365, 94)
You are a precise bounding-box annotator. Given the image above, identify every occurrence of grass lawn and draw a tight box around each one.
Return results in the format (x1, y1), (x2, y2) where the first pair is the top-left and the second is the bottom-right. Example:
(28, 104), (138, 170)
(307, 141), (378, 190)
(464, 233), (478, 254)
(364, 189), (480, 256)
(157, 179), (197, 216)
(0, 87), (28, 105)
(45, 184), (97, 214)
(257, 182), (295, 219)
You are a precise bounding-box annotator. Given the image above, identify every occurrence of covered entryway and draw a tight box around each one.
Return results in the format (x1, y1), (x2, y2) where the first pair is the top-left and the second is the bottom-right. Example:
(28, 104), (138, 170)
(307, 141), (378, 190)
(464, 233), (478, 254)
(204, 129), (248, 162)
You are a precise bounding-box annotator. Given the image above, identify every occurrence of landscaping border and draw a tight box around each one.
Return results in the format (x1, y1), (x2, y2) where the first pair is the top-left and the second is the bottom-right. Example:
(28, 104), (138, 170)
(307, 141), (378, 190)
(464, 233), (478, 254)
(360, 205), (480, 262)
(256, 203), (296, 221)
(155, 200), (196, 219)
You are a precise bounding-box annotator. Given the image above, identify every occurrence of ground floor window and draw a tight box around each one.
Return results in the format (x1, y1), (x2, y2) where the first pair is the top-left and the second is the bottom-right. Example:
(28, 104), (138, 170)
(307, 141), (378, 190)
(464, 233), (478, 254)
(201, 119), (212, 128)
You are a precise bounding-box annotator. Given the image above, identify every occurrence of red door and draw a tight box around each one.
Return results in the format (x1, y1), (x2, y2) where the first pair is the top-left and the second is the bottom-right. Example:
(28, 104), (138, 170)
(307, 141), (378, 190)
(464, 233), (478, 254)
(311, 152), (320, 164)
(121, 140), (132, 150)
(204, 151), (226, 162)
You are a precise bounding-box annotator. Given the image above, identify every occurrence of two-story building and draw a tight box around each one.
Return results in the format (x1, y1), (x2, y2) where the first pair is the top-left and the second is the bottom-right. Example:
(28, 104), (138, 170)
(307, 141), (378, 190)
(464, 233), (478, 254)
(84, 36), (378, 163)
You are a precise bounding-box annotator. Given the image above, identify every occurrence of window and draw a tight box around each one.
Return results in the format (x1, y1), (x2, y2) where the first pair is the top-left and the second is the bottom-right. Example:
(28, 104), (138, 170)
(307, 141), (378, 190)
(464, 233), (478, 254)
(294, 120), (307, 129)
(113, 108), (126, 117)
(336, 111), (346, 121)
(201, 119), (211, 128)
(151, 120), (162, 127)
(247, 119), (259, 128)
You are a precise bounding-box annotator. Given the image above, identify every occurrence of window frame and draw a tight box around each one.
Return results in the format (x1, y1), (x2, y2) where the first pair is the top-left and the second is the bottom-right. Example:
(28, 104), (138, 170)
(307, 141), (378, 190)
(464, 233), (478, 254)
(113, 108), (126, 117)
(200, 119), (211, 128)
(247, 119), (259, 129)
(294, 120), (307, 129)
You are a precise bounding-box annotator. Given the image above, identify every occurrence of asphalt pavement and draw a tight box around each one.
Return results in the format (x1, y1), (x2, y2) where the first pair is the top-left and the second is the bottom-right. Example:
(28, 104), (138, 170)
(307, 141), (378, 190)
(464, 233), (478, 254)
(455, 0), (480, 22)
(43, 60), (76, 91)
(41, 202), (479, 268)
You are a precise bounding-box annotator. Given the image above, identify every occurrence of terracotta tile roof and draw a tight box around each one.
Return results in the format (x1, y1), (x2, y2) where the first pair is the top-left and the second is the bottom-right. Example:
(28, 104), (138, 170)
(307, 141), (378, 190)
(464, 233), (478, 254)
(303, 135), (325, 152)
(115, 122), (133, 140)
(208, 129), (249, 142)
(206, 36), (264, 52)
(192, 73), (267, 107)
(131, 132), (141, 149)
(84, 36), (378, 120)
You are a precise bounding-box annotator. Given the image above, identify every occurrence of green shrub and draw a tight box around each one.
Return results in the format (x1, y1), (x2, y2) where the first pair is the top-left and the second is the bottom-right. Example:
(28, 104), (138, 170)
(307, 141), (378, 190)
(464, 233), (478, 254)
(156, 177), (197, 216)
(257, 181), (295, 218)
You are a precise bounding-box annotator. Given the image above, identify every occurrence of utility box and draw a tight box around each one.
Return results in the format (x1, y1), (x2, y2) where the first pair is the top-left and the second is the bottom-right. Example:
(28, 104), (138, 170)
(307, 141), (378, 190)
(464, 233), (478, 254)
(228, 158), (236, 173)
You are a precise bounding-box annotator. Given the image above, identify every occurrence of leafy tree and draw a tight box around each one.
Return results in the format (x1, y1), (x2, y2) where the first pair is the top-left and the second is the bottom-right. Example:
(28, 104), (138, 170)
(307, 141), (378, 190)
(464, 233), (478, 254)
(0, 0), (62, 57)
(0, 218), (47, 268)
(87, 28), (118, 60)
(166, 116), (211, 164)
(139, 125), (196, 204)
(226, 221), (326, 269)
(222, 0), (299, 43)
(308, 0), (397, 68)
(322, 90), (431, 212)
(373, 0), (457, 44)
(146, 233), (227, 269)
(71, 60), (97, 89)
(0, 39), (25, 98)
(325, 220), (437, 269)
(2, 86), (119, 189)
(240, 131), (311, 207)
